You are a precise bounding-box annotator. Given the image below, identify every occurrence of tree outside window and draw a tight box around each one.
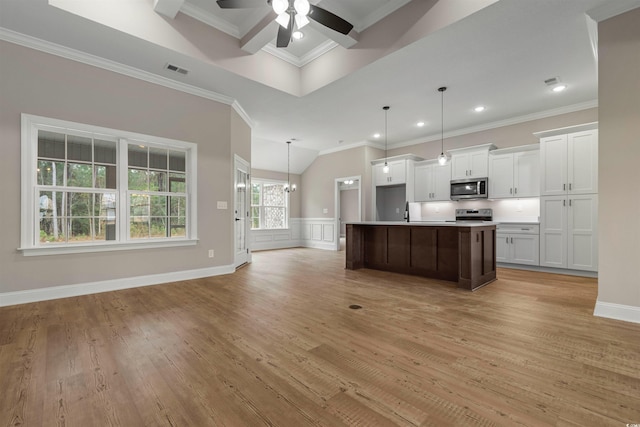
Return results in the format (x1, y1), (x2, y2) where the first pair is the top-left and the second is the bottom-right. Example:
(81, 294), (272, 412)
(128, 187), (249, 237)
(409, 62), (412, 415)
(251, 180), (288, 229)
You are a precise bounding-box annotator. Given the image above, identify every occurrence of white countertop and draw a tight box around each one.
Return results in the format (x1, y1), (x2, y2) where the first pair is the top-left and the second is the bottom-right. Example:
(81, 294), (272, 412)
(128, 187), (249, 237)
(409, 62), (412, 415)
(348, 221), (498, 227)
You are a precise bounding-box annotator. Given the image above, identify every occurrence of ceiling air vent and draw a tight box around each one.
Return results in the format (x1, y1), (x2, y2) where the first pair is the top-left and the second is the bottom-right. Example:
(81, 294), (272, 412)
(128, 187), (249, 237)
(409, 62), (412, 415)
(165, 63), (189, 75)
(544, 76), (560, 86)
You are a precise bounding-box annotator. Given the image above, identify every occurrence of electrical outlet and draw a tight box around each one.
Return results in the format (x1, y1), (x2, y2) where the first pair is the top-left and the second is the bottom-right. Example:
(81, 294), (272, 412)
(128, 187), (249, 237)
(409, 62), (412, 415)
(208, 249), (214, 258)
(217, 201), (227, 209)
(396, 208), (400, 213)
(323, 208), (328, 214)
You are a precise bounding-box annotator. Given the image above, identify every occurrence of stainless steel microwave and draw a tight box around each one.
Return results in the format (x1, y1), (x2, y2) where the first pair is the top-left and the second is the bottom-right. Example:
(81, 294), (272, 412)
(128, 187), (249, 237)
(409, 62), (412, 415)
(450, 177), (488, 200)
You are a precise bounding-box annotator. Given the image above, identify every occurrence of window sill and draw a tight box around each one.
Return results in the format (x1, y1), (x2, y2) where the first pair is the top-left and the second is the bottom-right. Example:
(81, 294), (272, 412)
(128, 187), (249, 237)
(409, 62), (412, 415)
(18, 239), (198, 257)
(251, 228), (290, 231)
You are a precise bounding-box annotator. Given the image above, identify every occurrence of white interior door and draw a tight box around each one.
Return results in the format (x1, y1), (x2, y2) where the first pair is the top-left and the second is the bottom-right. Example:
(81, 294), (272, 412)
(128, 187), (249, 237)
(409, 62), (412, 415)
(234, 155), (250, 267)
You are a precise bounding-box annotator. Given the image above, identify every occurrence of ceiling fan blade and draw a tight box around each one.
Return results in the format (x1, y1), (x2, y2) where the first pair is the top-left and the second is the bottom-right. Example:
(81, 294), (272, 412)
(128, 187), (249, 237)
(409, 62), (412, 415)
(276, 24), (292, 48)
(216, 0), (265, 9)
(308, 4), (354, 35)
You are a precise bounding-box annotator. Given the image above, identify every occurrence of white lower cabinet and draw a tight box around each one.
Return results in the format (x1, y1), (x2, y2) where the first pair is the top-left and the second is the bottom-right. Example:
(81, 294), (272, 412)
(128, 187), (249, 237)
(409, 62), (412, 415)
(540, 194), (598, 271)
(496, 223), (540, 266)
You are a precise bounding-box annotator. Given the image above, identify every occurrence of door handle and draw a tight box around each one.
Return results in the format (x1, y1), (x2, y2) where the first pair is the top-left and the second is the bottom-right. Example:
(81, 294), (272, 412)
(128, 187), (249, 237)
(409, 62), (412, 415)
(235, 218), (241, 221)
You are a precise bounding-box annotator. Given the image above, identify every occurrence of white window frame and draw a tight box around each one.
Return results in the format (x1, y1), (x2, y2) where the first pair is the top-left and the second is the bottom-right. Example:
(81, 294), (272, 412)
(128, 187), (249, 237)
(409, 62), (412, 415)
(251, 178), (289, 230)
(19, 114), (198, 256)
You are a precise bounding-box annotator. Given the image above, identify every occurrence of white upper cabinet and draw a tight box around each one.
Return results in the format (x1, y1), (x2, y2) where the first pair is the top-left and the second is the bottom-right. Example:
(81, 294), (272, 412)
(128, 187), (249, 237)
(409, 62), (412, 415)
(374, 160), (406, 186)
(538, 125), (598, 196)
(449, 144), (496, 180)
(414, 161), (451, 201)
(489, 145), (539, 199)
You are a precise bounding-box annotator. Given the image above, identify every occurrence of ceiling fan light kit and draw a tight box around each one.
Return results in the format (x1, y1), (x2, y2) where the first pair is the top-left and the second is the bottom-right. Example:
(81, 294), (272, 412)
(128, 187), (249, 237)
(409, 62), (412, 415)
(217, 0), (354, 48)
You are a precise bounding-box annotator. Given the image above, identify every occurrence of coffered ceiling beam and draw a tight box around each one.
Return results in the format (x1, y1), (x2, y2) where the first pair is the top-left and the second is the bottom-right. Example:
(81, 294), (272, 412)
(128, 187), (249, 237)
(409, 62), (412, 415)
(240, 12), (279, 54)
(309, 21), (359, 48)
(153, 0), (185, 19)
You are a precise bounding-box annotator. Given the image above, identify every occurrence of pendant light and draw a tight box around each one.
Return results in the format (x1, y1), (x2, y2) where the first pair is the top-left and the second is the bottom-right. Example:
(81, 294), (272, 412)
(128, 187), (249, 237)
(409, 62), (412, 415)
(382, 105), (390, 173)
(437, 86), (448, 166)
(284, 140), (296, 193)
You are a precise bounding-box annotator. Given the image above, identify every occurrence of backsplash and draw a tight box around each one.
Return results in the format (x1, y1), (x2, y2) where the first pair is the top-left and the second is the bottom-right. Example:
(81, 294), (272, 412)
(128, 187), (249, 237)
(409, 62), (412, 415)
(413, 198), (540, 222)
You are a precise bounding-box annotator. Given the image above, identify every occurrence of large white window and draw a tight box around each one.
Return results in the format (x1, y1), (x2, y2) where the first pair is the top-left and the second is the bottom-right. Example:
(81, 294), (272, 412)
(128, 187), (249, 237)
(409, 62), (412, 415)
(251, 179), (288, 230)
(20, 114), (197, 256)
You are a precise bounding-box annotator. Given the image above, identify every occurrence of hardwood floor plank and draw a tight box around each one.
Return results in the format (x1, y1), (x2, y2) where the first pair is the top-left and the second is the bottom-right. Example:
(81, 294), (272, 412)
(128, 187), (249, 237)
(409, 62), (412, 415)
(1, 248), (639, 426)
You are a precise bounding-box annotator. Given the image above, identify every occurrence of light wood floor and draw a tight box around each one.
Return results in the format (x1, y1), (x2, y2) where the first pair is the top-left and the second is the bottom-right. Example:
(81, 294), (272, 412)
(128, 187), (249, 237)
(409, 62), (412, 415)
(1, 248), (639, 426)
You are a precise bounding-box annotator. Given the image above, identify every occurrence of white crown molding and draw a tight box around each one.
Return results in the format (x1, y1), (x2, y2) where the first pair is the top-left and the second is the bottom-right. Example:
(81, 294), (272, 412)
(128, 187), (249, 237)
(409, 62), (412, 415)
(298, 40), (339, 67)
(260, 38), (338, 69)
(0, 27), (238, 108)
(319, 100), (598, 157)
(0, 264), (236, 307)
(179, 2), (241, 38)
(232, 100), (254, 128)
(586, 0), (640, 22)
(388, 100), (599, 150)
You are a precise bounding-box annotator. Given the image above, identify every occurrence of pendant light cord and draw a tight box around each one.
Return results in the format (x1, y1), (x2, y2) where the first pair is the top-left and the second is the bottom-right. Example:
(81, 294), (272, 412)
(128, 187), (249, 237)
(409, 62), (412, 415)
(383, 105), (390, 166)
(440, 87), (445, 155)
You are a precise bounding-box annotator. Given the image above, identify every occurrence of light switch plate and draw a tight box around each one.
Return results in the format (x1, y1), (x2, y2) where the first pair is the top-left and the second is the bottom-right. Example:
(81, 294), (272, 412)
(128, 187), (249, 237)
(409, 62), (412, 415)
(323, 208), (328, 214)
(217, 201), (227, 209)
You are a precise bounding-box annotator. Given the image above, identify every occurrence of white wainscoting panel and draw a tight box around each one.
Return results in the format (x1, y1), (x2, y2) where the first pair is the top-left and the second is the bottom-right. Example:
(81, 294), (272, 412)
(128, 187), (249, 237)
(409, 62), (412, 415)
(250, 218), (303, 251)
(301, 218), (336, 250)
(249, 218), (337, 251)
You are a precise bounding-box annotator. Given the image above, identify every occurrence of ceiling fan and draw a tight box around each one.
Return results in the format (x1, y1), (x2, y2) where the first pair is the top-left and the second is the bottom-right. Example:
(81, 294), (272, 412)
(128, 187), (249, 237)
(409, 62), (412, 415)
(216, 0), (354, 48)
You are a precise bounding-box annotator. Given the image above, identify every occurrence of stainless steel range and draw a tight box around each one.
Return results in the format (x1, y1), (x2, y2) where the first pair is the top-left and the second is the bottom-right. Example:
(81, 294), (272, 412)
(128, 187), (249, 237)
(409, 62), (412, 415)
(455, 208), (493, 222)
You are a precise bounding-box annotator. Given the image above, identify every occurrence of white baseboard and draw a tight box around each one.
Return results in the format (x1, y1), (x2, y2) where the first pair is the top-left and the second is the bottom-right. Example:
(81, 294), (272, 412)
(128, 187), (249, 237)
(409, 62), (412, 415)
(0, 264), (235, 307)
(252, 240), (303, 251)
(497, 263), (598, 278)
(593, 300), (640, 325)
(304, 240), (337, 251)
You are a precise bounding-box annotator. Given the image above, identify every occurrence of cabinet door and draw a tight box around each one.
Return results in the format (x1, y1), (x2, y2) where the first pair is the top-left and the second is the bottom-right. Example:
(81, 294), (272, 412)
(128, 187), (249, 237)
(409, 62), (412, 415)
(511, 234), (540, 265)
(374, 163), (389, 186)
(540, 135), (568, 196)
(568, 194), (598, 271)
(514, 150), (540, 198)
(451, 154), (470, 180)
(568, 130), (598, 194)
(489, 153), (514, 198)
(469, 151), (489, 178)
(496, 233), (510, 262)
(432, 163), (451, 201)
(389, 160), (406, 185)
(414, 165), (430, 201)
(540, 196), (567, 268)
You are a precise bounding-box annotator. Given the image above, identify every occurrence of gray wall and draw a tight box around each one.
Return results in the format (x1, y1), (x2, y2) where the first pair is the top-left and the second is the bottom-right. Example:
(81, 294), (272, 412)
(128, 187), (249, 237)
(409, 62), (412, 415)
(340, 188), (360, 235)
(0, 41), (250, 293)
(597, 8), (640, 310)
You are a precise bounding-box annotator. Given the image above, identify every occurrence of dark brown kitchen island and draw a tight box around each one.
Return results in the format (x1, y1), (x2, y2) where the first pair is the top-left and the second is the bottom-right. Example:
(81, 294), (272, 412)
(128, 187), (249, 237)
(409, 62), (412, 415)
(346, 222), (497, 290)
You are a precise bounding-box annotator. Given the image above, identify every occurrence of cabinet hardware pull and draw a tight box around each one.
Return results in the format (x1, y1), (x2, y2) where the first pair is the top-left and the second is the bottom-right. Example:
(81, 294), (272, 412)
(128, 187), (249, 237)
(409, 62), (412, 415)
(569, 183), (572, 190)
(563, 183), (566, 191)
(510, 188), (512, 194)
(569, 199), (572, 206)
(506, 237), (509, 243)
(515, 188), (517, 194)
(511, 237), (513, 244)
(563, 199), (566, 206)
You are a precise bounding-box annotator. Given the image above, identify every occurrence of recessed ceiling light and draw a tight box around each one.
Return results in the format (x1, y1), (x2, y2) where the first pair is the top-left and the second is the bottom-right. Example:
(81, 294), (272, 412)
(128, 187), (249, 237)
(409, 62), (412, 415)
(474, 106), (486, 112)
(552, 84), (567, 92)
(417, 122), (425, 127)
(373, 133), (381, 138)
(292, 31), (304, 40)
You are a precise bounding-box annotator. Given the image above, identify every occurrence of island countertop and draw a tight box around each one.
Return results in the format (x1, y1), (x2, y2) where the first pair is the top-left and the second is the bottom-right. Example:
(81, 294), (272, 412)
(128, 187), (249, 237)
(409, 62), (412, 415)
(345, 222), (497, 290)
(347, 221), (499, 227)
